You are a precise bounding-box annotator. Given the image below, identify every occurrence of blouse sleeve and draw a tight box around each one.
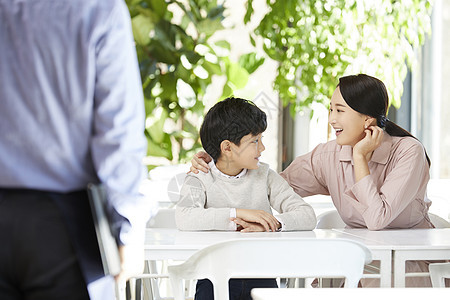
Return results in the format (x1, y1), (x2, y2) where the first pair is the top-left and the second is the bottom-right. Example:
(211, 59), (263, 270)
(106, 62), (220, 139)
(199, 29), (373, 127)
(345, 141), (429, 230)
(280, 143), (330, 197)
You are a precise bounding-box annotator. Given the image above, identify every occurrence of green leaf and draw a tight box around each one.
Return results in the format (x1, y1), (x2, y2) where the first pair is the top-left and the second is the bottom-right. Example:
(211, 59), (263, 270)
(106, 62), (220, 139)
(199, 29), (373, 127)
(215, 40), (231, 50)
(131, 15), (153, 46)
(207, 5), (225, 20)
(202, 61), (223, 75)
(183, 119), (200, 136)
(148, 40), (179, 64)
(146, 109), (168, 143)
(197, 18), (224, 36)
(244, 0), (254, 24)
(159, 73), (177, 101)
(154, 20), (177, 51)
(184, 51), (203, 64)
(149, 0), (168, 18)
(238, 52), (265, 74)
(221, 82), (234, 99)
(144, 97), (157, 116)
(249, 34), (256, 47)
(146, 134), (173, 160)
(251, 0), (433, 113)
(226, 62), (249, 90)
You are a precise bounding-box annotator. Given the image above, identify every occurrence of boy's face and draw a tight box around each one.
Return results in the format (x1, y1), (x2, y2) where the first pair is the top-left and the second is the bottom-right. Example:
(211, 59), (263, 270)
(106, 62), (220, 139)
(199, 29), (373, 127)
(230, 133), (265, 170)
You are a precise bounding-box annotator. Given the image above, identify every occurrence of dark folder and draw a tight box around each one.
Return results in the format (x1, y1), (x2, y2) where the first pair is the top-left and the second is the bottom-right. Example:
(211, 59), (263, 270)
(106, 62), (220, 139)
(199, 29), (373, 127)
(87, 183), (121, 276)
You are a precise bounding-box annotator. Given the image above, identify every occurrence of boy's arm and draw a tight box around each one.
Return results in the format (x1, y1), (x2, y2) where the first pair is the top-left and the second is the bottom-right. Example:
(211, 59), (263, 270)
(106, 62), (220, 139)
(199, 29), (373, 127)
(175, 176), (235, 231)
(267, 169), (317, 231)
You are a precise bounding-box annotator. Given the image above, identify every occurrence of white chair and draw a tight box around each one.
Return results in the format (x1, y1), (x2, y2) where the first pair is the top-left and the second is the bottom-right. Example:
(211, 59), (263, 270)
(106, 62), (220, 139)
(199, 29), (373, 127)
(285, 209), (346, 288)
(429, 213), (450, 228)
(315, 210), (346, 229)
(429, 262), (450, 287)
(168, 238), (372, 300)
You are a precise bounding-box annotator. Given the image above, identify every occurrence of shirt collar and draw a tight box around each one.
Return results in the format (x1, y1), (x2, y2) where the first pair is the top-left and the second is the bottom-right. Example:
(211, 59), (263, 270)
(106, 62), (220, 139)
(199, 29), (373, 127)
(208, 161), (247, 179)
(339, 133), (392, 165)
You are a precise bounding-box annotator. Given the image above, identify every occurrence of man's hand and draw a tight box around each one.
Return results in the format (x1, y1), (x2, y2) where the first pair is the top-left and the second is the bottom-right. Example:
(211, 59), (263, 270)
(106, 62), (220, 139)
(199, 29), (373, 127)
(115, 245), (144, 283)
(236, 208), (280, 232)
(189, 151), (212, 174)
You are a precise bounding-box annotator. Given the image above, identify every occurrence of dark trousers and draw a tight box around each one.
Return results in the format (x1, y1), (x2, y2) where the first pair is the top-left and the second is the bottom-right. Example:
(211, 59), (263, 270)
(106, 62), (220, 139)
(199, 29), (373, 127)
(195, 278), (278, 300)
(0, 189), (91, 300)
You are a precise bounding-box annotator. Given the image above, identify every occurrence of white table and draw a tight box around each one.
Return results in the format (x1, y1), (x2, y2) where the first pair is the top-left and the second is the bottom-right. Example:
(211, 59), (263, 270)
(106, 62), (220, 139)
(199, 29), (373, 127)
(144, 228), (392, 287)
(332, 228), (450, 287)
(251, 288), (449, 300)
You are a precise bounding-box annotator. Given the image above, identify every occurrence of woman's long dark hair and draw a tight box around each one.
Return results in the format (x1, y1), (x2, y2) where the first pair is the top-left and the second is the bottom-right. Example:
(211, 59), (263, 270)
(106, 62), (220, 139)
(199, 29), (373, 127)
(338, 74), (430, 166)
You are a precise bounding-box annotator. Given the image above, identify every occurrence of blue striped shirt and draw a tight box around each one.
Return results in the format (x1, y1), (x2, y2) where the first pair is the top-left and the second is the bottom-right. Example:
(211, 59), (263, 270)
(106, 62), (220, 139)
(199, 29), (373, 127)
(0, 0), (151, 245)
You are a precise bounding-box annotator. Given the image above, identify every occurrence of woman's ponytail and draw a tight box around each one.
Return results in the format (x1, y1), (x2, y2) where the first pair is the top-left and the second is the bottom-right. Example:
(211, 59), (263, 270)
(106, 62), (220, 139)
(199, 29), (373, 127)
(339, 74), (431, 167)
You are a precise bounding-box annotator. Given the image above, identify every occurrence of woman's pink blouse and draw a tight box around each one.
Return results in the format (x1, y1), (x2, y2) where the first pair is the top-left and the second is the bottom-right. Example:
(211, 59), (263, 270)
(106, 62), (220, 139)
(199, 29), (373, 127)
(280, 134), (433, 230)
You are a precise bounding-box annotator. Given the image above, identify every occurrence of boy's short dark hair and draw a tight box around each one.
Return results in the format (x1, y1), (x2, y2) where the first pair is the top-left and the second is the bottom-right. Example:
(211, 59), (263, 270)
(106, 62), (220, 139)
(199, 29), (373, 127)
(200, 97), (267, 162)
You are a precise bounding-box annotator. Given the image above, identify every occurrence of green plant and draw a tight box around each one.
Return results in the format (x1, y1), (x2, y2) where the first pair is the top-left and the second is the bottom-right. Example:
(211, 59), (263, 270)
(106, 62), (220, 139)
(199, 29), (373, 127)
(126, 0), (264, 166)
(245, 0), (433, 114)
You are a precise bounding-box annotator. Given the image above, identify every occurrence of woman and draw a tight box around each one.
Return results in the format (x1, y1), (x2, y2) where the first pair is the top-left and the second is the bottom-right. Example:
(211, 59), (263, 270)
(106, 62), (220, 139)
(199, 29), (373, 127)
(191, 74), (434, 286)
(281, 74), (432, 231)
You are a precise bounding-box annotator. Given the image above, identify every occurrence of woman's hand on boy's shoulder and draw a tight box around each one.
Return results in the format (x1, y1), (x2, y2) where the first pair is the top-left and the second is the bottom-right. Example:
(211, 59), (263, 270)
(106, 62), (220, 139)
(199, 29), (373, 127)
(235, 208), (280, 232)
(189, 151), (211, 174)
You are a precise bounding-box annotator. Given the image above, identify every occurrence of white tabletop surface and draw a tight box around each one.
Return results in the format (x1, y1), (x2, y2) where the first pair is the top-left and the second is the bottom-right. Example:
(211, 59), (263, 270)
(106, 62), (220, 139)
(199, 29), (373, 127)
(332, 228), (450, 250)
(251, 288), (449, 300)
(144, 229), (388, 252)
(144, 228), (450, 288)
(143, 228), (393, 262)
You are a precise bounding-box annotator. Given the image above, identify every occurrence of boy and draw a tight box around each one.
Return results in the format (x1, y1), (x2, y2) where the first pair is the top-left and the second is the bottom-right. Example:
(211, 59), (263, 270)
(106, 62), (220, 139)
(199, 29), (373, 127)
(176, 97), (316, 299)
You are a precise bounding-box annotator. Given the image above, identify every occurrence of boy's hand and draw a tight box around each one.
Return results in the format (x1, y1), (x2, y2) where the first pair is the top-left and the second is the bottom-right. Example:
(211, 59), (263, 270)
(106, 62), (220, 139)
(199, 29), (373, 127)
(236, 208), (280, 232)
(189, 151), (211, 174)
(232, 218), (266, 232)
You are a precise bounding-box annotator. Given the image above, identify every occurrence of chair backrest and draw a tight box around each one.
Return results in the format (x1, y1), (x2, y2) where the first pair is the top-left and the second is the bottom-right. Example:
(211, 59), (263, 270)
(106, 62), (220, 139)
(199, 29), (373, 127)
(428, 213), (450, 228)
(429, 262), (450, 287)
(147, 208), (177, 228)
(168, 238), (372, 300)
(316, 210), (346, 229)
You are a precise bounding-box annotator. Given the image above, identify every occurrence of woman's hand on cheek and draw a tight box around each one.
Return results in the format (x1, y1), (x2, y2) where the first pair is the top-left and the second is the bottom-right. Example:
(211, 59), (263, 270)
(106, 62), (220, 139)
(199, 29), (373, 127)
(353, 125), (384, 158)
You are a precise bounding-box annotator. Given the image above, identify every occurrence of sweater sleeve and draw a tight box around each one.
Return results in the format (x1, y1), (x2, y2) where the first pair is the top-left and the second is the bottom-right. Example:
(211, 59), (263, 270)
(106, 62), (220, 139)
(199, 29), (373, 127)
(267, 169), (317, 231)
(344, 141), (429, 230)
(175, 175), (234, 231)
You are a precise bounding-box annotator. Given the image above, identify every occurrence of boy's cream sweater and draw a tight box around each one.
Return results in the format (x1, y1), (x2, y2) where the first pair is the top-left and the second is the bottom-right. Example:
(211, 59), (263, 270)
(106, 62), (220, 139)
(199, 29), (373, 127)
(176, 162), (316, 231)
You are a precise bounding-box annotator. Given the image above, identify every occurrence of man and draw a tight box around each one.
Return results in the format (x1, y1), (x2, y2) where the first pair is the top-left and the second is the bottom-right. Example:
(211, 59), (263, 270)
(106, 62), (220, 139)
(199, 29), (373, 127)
(0, 0), (152, 299)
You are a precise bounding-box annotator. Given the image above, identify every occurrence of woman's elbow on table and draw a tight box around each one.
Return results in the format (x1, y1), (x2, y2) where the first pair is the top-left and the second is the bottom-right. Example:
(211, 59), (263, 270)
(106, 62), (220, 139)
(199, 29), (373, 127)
(365, 219), (389, 231)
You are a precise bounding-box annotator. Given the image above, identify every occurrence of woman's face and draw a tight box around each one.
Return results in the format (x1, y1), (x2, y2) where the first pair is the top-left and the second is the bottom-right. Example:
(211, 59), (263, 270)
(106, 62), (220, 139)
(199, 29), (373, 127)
(328, 87), (367, 147)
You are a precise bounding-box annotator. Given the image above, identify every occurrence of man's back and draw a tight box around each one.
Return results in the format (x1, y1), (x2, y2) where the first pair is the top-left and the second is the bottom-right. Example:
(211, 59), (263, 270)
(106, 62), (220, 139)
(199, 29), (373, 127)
(0, 1), (151, 298)
(0, 0), (146, 193)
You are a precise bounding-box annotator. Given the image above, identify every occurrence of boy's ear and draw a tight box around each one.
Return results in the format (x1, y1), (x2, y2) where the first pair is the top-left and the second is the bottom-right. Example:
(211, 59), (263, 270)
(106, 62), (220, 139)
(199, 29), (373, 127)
(220, 140), (232, 156)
